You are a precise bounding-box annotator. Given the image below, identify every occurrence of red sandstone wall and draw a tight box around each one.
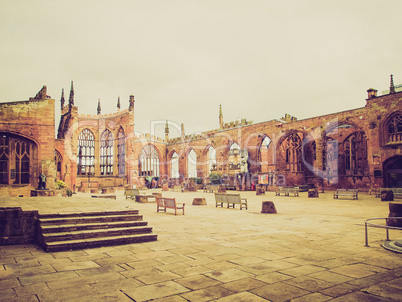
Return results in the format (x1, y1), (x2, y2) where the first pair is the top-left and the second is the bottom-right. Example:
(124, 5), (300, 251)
(0, 94), (56, 193)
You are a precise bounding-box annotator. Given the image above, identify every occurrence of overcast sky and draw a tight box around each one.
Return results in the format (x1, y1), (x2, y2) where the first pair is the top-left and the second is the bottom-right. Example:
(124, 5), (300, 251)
(1, 0), (401, 139)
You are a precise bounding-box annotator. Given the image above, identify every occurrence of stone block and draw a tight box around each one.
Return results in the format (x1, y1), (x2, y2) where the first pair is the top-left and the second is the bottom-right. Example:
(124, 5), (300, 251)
(308, 188), (319, 198)
(261, 201), (277, 214)
(193, 198), (207, 205)
(387, 202), (402, 227)
(381, 190), (394, 202)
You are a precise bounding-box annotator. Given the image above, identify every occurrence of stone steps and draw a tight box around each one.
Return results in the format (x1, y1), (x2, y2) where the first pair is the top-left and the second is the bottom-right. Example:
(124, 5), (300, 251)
(38, 210), (157, 252)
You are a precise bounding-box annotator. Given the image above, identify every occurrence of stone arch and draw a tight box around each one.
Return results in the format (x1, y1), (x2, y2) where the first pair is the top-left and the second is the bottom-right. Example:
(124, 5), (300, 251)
(382, 111), (402, 145)
(117, 127), (125, 177)
(0, 132), (39, 186)
(186, 148), (197, 178)
(77, 128), (95, 176)
(138, 143), (161, 177)
(277, 131), (304, 173)
(203, 144), (217, 176)
(55, 149), (63, 181)
(100, 129), (113, 175)
(383, 155), (402, 188)
(167, 149), (180, 178)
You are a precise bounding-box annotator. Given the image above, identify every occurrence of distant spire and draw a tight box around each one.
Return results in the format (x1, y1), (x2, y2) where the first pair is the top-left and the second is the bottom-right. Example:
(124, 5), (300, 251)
(117, 96), (121, 110)
(97, 99), (101, 115)
(181, 123), (185, 139)
(165, 120), (169, 141)
(219, 104), (223, 129)
(390, 74), (395, 94)
(60, 89), (65, 109)
(129, 95), (135, 111)
(68, 81), (74, 106)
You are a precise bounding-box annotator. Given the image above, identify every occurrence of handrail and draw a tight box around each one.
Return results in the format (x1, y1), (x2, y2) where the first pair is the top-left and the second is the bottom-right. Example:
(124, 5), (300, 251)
(364, 217), (402, 247)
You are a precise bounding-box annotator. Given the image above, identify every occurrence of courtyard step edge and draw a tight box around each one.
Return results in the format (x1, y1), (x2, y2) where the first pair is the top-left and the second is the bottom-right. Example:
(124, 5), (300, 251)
(37, 210), (157, 252)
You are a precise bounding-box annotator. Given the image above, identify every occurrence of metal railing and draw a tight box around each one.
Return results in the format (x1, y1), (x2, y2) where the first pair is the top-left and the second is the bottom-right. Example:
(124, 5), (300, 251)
(364, 217), (402, 247)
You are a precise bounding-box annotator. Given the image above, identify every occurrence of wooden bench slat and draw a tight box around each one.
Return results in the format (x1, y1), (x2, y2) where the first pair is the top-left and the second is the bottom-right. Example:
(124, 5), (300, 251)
(156, 197), (185, 215)
(214, 193), (247, 210)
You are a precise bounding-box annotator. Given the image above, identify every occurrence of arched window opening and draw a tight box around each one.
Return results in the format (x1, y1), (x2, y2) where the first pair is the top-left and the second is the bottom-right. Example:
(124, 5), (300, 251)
(229, 143), (240, 170)
(117, 128), (125, 177)
(258, 136), (271, 171)
(139, 145), (160, 176)
(387, 113), (402, 143)
(208, 146), (216, 173)
(0, 133), (34, 185)
(55, 150), (63, 180)
(187, 149), (197, 178)
(100, 129), (113, 175)
(77, 129), (95, 176)
(343, 131), (368, 176)
(283, 133), (302, 172)
(171, 152), (179, 178)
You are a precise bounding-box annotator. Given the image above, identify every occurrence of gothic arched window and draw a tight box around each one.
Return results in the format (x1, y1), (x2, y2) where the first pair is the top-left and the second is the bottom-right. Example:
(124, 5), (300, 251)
(77, 129), (95, 175)
(139, 145), (160, 176)
(207, 146), (216, 174)
(100, 129), (113, 175)
(387, 113), (402, 143)
(171, 152), (179, 178)
(0, 133), (35, 185)
(117, 128), (125, 177)
(283, 133), (303, 172)
(55, 150), (63, 180)
(343, 131), (367, 176)
(187, 149), (197, 178)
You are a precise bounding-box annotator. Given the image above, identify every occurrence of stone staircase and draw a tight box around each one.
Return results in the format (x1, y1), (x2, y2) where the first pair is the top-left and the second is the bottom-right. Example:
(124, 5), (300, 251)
(38, 210), (157, 252)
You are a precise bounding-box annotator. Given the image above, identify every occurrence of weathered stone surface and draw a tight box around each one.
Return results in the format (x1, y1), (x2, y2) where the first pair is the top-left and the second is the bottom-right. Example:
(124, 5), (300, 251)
(387, 202), (402, 227)
(308, 188), (319, 198)
(381, 190), (394, 202)
(192, 198), (207, 205)
(261, 201), (277, 214)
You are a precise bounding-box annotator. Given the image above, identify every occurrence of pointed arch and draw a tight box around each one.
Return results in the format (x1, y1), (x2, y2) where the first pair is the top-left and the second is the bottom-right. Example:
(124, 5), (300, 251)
(77, 129), (95, 175)
(343, 131), (368, 176)
(170, 151), (179, 178)
(187, 149), (197, 178)
(55, 149), (63, 180)
(100, 129), (113, 175)
(117, 127), (125, 177)
(138, 144), (160, 176)
(206, 145), (217, 174)
(282, 133), (303, 172)
(0, 133), (37, 185)
(384, 111), (402, 144)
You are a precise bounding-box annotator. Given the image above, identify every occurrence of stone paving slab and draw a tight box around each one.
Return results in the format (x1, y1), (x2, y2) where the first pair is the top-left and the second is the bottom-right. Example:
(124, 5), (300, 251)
(1, 189), (402, 301)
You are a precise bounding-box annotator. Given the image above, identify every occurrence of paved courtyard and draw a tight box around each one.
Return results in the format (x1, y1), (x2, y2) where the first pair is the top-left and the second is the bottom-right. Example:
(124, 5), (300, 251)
(1, 189), (402, 301)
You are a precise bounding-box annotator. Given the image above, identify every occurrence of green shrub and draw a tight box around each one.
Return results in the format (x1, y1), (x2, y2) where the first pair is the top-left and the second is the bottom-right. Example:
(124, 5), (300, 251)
(209, 173), (222, 184)
(66, 188), (73, 197)
(55, 180), (66, 190)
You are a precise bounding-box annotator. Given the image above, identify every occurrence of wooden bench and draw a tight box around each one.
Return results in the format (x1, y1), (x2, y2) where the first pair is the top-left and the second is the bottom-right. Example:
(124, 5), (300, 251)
(377, 188), (402, 199)
(125, 188), (159, 202)
(214, 193), (248, 210)
(333, 189), (358, 200)
(203, 184), (219, 193)
(156, 197), (185, 215)
(275, 186), (299, 197)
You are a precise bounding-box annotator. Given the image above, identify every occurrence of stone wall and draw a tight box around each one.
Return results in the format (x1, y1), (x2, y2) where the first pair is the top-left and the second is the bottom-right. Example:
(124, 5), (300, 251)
(0, 207), (38, 244)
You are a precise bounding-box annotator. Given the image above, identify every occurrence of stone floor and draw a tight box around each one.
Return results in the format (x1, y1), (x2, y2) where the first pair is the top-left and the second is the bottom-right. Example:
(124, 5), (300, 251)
(1, 189), (402, 301)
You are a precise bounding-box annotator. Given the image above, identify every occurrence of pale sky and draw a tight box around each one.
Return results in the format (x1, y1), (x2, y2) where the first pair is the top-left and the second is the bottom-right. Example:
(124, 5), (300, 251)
(1, 0), (401, 139)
